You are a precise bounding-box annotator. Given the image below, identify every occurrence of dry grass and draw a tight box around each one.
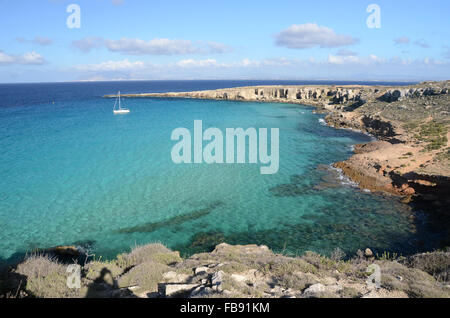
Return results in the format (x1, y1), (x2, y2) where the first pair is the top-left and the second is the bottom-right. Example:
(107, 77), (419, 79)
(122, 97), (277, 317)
(2, 243), (449, 298)
(402, 251), (450, 282)
(118, 261), (169, 293)
(14, 254), (81, 298)
(116, 243), (182, 268)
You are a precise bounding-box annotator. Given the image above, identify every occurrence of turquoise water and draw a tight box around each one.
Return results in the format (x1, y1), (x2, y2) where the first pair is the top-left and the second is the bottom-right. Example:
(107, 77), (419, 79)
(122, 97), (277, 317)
(0, 82), (433, 263)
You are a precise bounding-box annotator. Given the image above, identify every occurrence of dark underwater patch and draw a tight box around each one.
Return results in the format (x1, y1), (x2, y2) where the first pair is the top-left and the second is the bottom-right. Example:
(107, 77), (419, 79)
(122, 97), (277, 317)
(269, 184), (306, 197)
(264, 115), (287, 119)
(116, 201), (224, 234)
(176, 214), (417, 259)
(178, 231), (227, 255)
(269, 170), (325, 197)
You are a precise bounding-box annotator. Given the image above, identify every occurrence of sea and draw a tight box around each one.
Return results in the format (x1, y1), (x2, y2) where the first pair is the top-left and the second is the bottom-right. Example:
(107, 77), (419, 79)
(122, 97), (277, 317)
(0, 80), (438, 263)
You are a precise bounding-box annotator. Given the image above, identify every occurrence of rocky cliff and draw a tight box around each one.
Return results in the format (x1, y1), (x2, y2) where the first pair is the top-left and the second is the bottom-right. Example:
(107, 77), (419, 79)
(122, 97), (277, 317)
(106, 81), (449, 109)
(107, 85), (371, 107)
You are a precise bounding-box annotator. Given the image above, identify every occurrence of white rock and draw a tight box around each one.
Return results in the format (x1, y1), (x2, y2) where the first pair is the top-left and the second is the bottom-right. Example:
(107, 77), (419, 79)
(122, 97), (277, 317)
(162, 271), (177, 280)
(303, 283), (326, 298)
(163, 284), (199, 297)
(194, 266), (209, 275)
(211, 271), (224, 286)
(190, 286), (213, 297)
(162, 271), (190, 283)
(231, 274), (247, 282)
(303, 283), (342, 298)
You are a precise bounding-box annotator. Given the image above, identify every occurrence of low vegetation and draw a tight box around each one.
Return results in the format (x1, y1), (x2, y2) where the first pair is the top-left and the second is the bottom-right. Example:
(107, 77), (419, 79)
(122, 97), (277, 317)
(1, 243), (448, 298)
(415, 121), (448, 151)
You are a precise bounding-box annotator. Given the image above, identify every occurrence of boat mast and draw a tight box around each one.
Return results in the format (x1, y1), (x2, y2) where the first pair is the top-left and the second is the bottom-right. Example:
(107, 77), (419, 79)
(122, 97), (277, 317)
(118, 91), (121, 110)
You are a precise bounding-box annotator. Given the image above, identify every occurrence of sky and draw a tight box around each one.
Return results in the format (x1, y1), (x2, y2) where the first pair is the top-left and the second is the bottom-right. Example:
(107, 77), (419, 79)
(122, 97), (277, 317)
(0, 0), (449, 83)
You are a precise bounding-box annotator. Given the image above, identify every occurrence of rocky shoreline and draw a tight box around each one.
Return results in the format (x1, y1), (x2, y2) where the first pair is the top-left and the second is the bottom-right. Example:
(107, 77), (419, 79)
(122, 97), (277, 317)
(106, 81), (450, 245)
(1, 243), (449, 298)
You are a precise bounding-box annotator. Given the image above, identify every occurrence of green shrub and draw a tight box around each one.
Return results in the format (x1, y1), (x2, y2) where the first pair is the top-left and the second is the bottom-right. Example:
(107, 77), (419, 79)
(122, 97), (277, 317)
(118, 261), (169, 292)
(340, 286), (360, 298)
(116, 243), (181, 268)
(416, 121), (448, 151)
(84, 261), (123, 284)
(403, 251), (450, 282)
(379, 261), (449, 298)
(276, 272), (317, 291)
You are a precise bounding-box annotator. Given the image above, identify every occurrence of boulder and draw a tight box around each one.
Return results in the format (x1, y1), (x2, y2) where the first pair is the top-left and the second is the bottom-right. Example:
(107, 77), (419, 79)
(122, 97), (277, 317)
(211, 271), (224, 286)
(379, 89), (409, 102)
(212, 243), (272, 256)
(194, 266), (209, 275)
(302, 283), (343, 298)
(302, 283), (325, 297)
(190, 286), (213, 297)
(160, 283), (200, 297)
(162, 271), (190, 283)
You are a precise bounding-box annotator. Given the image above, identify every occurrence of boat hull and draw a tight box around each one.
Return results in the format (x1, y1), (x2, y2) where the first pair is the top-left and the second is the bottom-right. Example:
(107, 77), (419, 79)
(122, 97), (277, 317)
(113, 109), (130, 114)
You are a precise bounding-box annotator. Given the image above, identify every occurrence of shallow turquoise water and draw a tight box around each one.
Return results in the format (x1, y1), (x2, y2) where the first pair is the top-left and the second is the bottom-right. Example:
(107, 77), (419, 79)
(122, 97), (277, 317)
(0, 83), (434, 262)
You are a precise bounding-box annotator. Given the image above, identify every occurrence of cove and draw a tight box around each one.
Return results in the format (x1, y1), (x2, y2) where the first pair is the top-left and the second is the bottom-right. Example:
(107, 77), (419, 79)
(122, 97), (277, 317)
(0, 82), (440, 264)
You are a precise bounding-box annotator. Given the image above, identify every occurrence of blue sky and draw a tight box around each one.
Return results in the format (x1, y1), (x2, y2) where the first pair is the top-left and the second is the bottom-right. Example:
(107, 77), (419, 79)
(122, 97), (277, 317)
(0, 0), (449, 82)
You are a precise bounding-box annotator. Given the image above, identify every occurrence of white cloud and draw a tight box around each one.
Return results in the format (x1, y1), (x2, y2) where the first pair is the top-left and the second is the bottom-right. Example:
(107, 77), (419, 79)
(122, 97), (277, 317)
(0, 52), (15, 64)
(327, 54), (385, 65)
(71, 37), (105, 53)
(174, 58), (295, 68)
(105, 38), (231, 55)
(33, 37), (53, 46)
(336, 49), (357, 56)
(105, 38), (198, 55)
(20, 52), (46, 64)
(444, 46), (450, 59)
(74, 59), (145, 71)
(237, 57), (295, 67)
(327, 54), (360, 64)
(206, 41), (232, 53)
(413, 39), (430, 48)
(71, 37), (231, 55)
(394, 37), (410, 45)
(14, 37), (27, 43)
(369, 54), (382, 62)
(176, 59), (218, 67)
(394, 37), (430, 48)
(15, 36), (53, 46)
(69, 55), (450, 82)
(0, 51), (46, 66)
(275, 23), (358, 49)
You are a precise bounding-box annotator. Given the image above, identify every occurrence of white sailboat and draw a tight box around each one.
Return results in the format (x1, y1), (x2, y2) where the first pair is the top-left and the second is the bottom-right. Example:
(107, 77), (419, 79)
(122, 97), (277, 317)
(113, 91), (130, 114)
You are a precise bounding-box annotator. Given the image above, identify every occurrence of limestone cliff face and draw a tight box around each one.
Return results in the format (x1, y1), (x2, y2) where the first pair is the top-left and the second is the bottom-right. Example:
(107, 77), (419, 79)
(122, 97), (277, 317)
(108, 81), (450, 114)
(113, 85), (372, 108)
(379, 86), (450, 102)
